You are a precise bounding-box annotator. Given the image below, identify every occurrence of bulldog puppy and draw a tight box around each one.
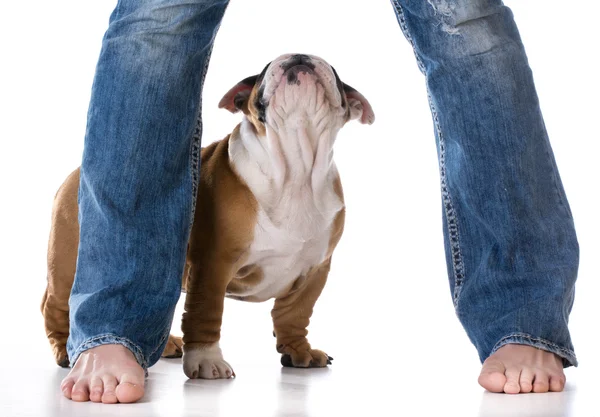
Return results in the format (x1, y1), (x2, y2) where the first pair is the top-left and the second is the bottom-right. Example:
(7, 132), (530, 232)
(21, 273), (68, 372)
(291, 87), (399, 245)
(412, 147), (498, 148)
(41, 54), (374, 379)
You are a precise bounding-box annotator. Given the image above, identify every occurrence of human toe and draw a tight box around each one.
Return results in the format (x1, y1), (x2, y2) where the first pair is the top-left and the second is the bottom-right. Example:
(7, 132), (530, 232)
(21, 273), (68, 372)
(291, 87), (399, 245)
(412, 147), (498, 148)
(101, 376), (118, 404)
(115, 373), (145, 403)
(532, 372), (550, 393)
(518, 368), (534, 393)
(502, 368), (521, 394)
(60, 378), (75, 399)
(549, 375), (566, 392)
(88, 376), (104, 403)
(70, 379), (90, 402)
(478, 360), (507, 393)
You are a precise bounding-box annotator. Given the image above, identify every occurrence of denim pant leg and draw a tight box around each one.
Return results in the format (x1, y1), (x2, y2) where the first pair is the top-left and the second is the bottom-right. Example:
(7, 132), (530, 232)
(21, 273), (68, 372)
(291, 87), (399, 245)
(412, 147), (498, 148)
(390, 0), (579, 366)
(67, 0), (230, 370)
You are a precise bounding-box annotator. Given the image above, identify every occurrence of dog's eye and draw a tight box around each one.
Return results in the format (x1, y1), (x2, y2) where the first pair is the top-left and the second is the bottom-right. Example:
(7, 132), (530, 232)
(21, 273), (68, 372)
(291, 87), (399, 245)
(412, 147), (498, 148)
(255, 85), (267, 123)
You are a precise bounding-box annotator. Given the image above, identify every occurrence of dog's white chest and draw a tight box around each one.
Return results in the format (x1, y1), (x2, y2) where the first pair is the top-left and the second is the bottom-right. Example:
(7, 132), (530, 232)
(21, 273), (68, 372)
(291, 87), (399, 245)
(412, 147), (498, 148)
(240, 185), (339, 301)
(227, 117), (344, 301)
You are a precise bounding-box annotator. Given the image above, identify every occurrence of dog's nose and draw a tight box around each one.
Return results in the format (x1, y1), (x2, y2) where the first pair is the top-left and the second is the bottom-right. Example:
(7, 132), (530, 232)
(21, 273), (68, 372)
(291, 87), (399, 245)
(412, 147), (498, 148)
(282, 54), (315, 72)
(281, 54), (316, 84)
(290, 54), (311, 64)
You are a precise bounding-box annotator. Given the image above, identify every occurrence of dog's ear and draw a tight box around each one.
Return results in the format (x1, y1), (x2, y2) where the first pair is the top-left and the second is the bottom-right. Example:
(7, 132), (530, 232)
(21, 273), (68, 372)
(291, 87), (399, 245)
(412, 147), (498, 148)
(218, 75), (258, 113)
(343, 83), (375, 125)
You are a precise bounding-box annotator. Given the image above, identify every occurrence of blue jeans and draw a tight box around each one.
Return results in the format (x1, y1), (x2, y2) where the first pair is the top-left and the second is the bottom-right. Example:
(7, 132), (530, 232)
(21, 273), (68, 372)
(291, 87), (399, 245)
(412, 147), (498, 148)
(67, 0), (579, 369)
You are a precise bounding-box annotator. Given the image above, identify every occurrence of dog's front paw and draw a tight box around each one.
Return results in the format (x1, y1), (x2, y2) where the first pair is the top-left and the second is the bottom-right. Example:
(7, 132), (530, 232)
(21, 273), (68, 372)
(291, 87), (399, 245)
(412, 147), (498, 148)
(279, 346), (333, 368)
(183, 343), (234, 379)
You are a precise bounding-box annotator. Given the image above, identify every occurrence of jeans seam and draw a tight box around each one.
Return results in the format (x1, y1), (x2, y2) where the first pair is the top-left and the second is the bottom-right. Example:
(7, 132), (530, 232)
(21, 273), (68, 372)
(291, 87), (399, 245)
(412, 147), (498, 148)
(392, 0), (466, 307)
(545, 146), (574, 220)
(112, 0), (124, 21)
(148, 327), (171, 359)
(189, 12), (226, 226)
(188, 46), (212, 227)
(427, 93), (466, 306)
(391, 0), (426, 74)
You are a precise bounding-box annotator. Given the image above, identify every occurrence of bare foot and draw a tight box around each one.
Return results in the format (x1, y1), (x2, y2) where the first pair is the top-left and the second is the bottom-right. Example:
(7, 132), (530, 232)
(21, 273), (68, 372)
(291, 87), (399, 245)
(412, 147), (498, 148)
(478, 344), (566, 394)
(60, 344), (145, 403)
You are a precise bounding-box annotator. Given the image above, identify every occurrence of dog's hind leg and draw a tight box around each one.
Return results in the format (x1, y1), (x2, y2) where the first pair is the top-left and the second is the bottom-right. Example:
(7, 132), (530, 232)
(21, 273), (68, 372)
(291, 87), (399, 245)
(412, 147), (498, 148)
(161, 335), (183, 358)
(41, 167), (187, 366)
(41, 168), (81, 367)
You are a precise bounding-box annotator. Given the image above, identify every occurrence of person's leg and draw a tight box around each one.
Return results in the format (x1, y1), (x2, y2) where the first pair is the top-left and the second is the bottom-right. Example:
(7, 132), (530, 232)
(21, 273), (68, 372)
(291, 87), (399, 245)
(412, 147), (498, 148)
(389, 0), (579, 393)
(60, 0), (230, 403)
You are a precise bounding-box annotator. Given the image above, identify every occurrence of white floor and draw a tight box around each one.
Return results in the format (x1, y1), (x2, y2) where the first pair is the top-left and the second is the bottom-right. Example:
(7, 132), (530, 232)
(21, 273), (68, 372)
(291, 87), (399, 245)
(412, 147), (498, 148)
(0, 341), (596, 417)
(1, 292), (599, 417)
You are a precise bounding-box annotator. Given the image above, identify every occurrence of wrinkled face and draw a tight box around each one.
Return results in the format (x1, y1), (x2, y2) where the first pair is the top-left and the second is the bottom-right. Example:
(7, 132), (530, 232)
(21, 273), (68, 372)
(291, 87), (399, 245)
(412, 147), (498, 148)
(219, 54), (374, 135)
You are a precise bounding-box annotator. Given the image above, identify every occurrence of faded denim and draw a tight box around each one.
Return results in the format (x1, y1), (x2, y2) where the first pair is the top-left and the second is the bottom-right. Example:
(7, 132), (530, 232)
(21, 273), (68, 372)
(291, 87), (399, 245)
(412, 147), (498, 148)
(67, 0), (579, 369)
(390, 0), (578, 366)
(67, 0), (231, 368)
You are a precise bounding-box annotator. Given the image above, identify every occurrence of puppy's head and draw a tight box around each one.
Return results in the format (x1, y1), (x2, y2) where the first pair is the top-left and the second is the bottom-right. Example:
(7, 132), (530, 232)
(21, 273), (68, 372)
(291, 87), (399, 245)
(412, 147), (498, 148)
(219, 54), (374, 135)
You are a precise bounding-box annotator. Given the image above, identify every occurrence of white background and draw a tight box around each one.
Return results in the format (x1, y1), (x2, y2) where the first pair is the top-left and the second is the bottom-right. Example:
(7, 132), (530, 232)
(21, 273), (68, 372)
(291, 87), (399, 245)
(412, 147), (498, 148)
(0, 1), (599, 415)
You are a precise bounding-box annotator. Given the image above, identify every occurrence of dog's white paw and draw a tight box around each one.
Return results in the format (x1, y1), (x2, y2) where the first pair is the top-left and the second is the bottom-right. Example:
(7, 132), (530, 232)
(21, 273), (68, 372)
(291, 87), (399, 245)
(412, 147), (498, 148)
(183, 343), (234, 379)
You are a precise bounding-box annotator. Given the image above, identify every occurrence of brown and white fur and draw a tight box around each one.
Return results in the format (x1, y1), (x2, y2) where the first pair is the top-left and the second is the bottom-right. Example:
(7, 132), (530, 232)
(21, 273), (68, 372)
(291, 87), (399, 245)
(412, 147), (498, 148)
(41, 53), (374, 379)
